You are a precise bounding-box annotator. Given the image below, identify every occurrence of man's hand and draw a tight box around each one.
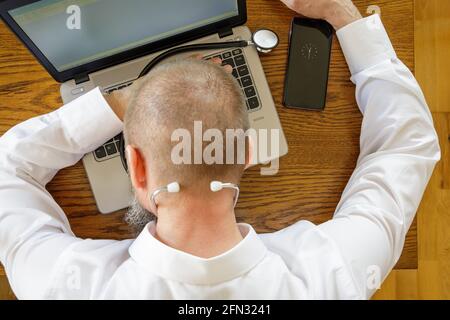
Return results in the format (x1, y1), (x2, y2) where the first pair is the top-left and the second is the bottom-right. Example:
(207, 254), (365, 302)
(280, 0), (362, 30)
(104, 83), (135, 121)
(105, 56), (232, 121)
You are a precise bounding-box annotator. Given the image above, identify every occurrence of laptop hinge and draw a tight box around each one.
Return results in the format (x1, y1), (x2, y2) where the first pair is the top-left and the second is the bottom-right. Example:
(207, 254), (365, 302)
(74, 73), (90, 85)
(218, 27), (233, 39)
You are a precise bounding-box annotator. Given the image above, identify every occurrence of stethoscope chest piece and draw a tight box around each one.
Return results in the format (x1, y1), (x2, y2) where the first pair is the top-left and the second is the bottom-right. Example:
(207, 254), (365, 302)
(252, 29), (279, 53)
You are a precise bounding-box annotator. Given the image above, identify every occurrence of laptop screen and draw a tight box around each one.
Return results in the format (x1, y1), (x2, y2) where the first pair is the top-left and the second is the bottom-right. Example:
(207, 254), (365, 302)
(9, 0), (239, 72)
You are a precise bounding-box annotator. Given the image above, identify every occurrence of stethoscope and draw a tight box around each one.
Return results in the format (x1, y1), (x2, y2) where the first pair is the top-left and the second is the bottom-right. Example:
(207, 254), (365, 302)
(150, 181), (240, 212)
(137, 29), (279, 78)
(117, 29), (279, 211)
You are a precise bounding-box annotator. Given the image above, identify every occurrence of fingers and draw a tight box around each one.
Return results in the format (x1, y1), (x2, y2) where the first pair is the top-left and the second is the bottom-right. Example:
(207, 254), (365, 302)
(210, 57), (222, 65)
(280, 0), (294, 10)
(222, 64), (233, 74)
(190, 53), (224, 66)
(208, 57), (233, 74)
(189, 53), (204, 60)
(279, 0), (306, 17)
(190, 53), (233, 74)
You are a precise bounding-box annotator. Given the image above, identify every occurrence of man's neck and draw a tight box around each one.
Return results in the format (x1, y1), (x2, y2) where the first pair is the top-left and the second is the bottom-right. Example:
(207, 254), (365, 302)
(154, 196), (243, 258)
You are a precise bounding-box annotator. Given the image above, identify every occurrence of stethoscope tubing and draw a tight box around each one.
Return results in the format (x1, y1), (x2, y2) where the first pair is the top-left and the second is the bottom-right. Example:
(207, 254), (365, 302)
(139, 40), (249, 77)
(119, 31), (278, 173)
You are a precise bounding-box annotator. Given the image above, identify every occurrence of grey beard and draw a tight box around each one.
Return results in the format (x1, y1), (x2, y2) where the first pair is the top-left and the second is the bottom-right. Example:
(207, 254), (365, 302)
(124, 195), (156, 234)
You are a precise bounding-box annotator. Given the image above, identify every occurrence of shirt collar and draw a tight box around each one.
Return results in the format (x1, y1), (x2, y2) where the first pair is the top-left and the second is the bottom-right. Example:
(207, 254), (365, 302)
(128, 222), (267, 285)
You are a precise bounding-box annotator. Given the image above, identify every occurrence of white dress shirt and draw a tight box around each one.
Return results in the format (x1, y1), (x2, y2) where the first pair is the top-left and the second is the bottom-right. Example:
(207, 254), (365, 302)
(0, 15), (440, 300)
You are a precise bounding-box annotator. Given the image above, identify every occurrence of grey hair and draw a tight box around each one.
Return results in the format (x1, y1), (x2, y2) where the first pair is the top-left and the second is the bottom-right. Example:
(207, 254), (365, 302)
(123, 58), (250, 188)
(124, 194), (156, 235)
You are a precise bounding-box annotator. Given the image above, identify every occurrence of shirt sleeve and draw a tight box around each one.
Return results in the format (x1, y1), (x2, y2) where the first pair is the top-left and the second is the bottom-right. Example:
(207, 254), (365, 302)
(0, 88), (123, 299)
(317, 14), (441, 298)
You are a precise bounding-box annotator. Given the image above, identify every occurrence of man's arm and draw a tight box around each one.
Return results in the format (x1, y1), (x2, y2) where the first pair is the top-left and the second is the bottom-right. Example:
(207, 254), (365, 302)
(280, 0), (440, 298)
(0, 88), (124, 298)
(281, 0), (362, 30)
(317, 15), (440, 297)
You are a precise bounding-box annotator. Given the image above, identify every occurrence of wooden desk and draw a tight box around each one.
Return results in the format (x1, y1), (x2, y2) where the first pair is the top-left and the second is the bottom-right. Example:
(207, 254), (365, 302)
(0, 0), (415, 276)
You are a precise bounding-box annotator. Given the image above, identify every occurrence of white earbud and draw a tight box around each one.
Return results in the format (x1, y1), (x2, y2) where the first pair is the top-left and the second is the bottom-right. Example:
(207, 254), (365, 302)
(150, 182), (180, 210)
(210, 181), (224, 192)
(166, 182), (180, 193)
(210, 181), (240, 208)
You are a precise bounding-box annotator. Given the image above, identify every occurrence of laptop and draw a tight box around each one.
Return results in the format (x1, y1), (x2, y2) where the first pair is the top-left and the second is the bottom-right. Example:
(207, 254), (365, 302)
(0, 0), (288, 214)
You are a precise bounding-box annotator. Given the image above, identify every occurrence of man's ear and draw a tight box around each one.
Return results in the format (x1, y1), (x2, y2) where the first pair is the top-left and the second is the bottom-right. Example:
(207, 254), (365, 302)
(126, 145), (148, 191)
(245, 136), (255, 170)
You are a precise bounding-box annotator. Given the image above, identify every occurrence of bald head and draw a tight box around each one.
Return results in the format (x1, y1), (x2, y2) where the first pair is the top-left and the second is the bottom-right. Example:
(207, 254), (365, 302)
(124, 59), (250, 191)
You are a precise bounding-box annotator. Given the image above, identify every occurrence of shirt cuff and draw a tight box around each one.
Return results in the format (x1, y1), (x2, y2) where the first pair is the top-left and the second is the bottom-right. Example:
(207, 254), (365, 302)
(336, 14), (397, 75)
(57, 87), (123, 152)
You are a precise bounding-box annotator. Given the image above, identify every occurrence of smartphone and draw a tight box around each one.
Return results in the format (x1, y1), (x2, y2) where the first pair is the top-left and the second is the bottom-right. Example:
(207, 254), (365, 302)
(283, 18), (333, 111)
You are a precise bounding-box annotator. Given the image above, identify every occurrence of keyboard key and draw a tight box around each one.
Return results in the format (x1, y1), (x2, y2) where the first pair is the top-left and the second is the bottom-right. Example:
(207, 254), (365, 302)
(95, 146), (107, 159)
(232, 49), (243, 56)
(222, 52), (232, 59)
(222, 58), (235, 68)
(234, 55), (246, 66)
(114, 133), (122, 141)
(244, 86), (256, 98)
(105, 143), (118, 155)
(106, 138), (114, 144)
(247, 97), (260, 110)
(237, 65), (249, 77)
(241, 76), (253, 88)
(116, 142), (121, 152)
(232, 68), (239, 79)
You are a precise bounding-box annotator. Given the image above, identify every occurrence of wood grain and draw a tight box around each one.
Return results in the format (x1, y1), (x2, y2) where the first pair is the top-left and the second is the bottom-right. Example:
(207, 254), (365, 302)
(415, 0), (450, 113)
(417, 113), (450, 299)
(0, 276), (15, 300)
(372, 269), (419, 299)
(373, 0), (450, 300)
(0, 0), (416, 280)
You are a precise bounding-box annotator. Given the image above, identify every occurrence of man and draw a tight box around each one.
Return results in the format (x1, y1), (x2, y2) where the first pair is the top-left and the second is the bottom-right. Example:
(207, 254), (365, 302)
(0, 0), (440, 299)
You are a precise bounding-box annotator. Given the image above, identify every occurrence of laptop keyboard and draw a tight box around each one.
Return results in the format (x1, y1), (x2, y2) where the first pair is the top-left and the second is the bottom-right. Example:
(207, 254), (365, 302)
(93, 133), (123, 162)
(205, 48), (262, 112)
(94, 49), (261, 162)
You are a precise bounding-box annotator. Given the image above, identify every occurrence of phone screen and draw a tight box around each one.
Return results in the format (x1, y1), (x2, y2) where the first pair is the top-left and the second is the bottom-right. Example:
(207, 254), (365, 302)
(283, 18), (333, 110)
